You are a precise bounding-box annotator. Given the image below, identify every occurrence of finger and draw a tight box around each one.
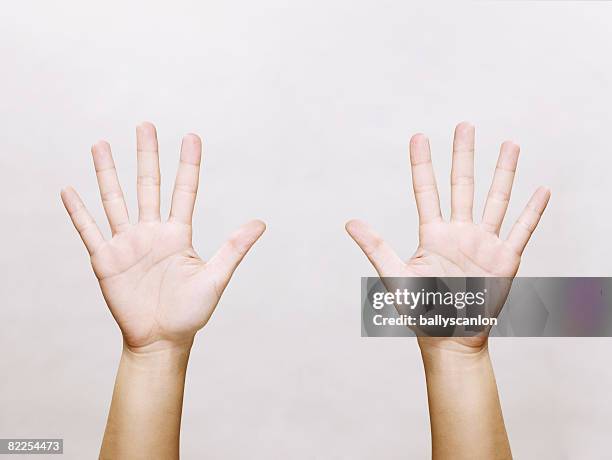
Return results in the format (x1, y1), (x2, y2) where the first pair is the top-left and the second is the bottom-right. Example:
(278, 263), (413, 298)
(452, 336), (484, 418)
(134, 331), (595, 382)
(136, 122), (161, 222)
(207, 220), (267, 291)
(169, 134), (202, 225)
(410, 134), (442, 225)
(481, 141), (520, 234)
(345, 219), (405, 276)
(60, 186), (105, 255)
(450, 122), (475, 222)
(91, 141), (130, 234)
(506, 187), (551, 255)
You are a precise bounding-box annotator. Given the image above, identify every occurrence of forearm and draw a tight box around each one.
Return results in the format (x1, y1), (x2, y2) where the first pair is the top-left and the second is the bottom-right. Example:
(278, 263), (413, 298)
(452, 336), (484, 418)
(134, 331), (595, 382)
(100, 342), (192, 460)
(420, 342), (511, 460)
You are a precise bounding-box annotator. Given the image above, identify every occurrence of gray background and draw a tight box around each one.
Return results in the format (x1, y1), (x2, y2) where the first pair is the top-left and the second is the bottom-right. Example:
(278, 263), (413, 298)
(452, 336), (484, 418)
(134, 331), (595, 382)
(1, 1), (611, 458)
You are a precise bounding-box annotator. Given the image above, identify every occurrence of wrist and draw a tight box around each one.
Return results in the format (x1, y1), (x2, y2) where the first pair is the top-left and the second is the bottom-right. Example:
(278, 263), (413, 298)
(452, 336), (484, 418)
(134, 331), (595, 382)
(123, 335), (194, 355)
(121, 340), (193, 373)
(419, 337), (491, 372)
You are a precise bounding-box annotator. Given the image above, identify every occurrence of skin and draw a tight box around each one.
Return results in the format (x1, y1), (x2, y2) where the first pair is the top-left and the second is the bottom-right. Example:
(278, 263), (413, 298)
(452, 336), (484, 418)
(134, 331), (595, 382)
(61, 122), (265, 460)
(346, 122), (550, 460)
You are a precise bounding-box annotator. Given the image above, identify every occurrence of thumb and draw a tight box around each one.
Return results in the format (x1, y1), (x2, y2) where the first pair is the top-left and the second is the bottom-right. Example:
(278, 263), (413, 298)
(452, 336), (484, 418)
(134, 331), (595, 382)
(345, 219), (405, 276)
(206, 219), (266, 294)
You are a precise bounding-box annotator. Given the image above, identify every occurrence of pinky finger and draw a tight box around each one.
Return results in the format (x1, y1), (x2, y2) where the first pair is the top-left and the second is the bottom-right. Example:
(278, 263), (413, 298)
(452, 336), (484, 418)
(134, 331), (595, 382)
(60, 186), (105, 255)
(505, 187), (551, 256)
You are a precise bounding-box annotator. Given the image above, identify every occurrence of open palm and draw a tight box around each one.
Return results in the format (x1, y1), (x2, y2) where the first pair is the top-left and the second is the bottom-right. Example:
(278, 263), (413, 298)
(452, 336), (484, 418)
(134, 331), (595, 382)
(61, 123), (265, 352)
(347, 122), (550, 347)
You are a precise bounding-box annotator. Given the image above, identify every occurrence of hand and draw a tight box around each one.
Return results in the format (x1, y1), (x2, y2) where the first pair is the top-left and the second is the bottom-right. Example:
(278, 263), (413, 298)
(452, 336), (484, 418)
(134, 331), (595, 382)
(346, 122), (550, 352)
(61, 122), (265, 353)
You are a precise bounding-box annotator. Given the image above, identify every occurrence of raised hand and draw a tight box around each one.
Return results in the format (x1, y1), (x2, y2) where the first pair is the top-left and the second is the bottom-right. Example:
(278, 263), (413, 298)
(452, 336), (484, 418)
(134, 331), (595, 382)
(347, 122), (546, 460)
(346, 122), (550, 349)
(61, 122), (265, 352)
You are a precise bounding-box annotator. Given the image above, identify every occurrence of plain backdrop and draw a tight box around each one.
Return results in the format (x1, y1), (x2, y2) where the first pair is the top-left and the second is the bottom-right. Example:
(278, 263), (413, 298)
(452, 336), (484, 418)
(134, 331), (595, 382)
(1, 1), (611, 459)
